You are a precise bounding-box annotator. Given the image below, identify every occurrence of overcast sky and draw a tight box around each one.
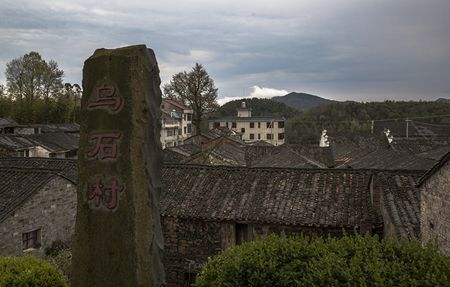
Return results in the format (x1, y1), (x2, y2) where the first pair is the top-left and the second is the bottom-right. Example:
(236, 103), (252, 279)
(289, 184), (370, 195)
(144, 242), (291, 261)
(1, 0), (449, 104)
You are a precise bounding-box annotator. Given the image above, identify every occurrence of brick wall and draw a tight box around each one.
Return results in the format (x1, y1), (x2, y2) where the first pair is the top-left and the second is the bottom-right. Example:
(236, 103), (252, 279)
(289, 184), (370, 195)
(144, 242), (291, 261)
(0, 176), (77, 256)
(421, 159), (450, 254)
(162, 216), (355, 287)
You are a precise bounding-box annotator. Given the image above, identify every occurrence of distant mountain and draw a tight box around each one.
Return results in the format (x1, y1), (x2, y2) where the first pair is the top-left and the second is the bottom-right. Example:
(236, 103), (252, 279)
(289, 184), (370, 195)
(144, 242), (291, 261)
(272, 92), (336, 112)
(217, 98), (299, 118)
(436, 98), (450, 104)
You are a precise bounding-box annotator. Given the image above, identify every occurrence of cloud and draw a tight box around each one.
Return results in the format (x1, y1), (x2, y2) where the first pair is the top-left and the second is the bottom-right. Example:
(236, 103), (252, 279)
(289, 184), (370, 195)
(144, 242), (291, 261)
(249, 86), (288, 98)
(0, 0), (449, 102)
(217, 85), (288, 105)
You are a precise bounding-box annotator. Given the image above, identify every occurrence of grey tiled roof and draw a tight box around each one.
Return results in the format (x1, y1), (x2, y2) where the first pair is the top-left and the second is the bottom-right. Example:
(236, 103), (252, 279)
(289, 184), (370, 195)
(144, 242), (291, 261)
(0, 168), (66, 222)
(0, 135), (35, 150)
(24, 133), (79, 153)
(347, 149), (436, 171)
(0, 157), (426, 238)
(39, 123), (80, 133)
(0, 118), (18, 127)
(0, 158), (77, 182)
(417, 151), (450, 187)
(374, 171), (423, 239)
(246, 145), (334, 168)
(161, 165), (377, 228)
(182, 140), (246, 166)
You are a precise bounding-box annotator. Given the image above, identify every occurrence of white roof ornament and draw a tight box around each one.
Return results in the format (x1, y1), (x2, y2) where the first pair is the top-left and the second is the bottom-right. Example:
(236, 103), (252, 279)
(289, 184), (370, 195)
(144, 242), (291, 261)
(319, 129), (330, 147)
(384, 128), (394, 144)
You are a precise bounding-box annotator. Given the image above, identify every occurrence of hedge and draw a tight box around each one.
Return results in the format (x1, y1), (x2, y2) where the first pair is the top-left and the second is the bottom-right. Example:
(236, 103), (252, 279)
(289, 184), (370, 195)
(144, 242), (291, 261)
(0, 256), (68, 287)
(196, 234), (450, 287)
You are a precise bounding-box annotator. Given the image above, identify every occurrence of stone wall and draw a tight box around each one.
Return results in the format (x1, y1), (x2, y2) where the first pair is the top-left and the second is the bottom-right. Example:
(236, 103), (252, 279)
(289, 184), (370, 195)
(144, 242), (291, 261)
(0, 176), (77, 256)
(421, 159), (450, 254)
(162, 216), (354, 287)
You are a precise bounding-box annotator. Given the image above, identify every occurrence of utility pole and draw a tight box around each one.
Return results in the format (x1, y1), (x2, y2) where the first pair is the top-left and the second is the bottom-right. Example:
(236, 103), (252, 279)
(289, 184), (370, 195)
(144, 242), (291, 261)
(406, 118), (411, 138)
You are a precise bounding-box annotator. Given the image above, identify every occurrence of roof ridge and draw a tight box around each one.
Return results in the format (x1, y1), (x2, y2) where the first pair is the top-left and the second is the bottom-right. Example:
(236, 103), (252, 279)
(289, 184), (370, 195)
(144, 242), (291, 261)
(162, 163), (425, 174)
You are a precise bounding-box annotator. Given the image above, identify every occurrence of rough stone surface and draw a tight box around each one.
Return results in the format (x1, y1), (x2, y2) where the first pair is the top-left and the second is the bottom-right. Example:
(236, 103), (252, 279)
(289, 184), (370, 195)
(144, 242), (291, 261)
(71, 45), (164, 286)
(420, 159), (450, 254)
(0, 176), (76, 256)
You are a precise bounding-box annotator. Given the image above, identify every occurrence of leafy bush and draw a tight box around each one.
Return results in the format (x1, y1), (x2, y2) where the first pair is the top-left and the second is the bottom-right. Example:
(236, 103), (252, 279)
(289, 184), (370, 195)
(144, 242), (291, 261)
(196, 234), (450, 287)
(0, 256), (68, 287)
(46, 248), (72, 282)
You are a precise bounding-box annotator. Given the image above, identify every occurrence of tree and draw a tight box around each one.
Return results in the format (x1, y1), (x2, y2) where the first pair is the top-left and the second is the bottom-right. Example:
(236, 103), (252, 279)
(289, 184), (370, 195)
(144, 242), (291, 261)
(5, 51), (64, 101)
(163, 63), (219, 134)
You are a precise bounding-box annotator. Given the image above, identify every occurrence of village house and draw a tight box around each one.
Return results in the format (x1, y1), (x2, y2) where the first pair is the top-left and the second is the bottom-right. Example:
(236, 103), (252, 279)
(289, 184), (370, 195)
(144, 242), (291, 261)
(0, 118), (18, 134)
(161, 99), (194, 148)
(0, 133), (79, 159)
(418, 152), (450, 254)
(209, 102), (286, 146)
(0, 157), (448, 286)
(0, 158), (77, 256)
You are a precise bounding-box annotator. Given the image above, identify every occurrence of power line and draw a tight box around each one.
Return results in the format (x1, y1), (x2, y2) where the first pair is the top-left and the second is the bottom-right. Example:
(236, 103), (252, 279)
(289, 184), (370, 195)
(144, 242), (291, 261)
(286, 114), (450, 125)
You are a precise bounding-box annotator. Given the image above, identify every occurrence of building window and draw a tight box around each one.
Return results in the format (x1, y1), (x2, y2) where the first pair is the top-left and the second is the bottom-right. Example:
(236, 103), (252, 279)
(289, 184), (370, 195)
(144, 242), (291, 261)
(267, 133), (273, 140)
(278, 121), (284, 128)
(278, 133), (285, 140)
(184, 127), (187, 134)
(167, 130), (173, 137)
(235, 224), (250, 245)
(187, 124), (192, 134)
(213, 122), (220, 128)
(65, 149), (78, 158)
(187, 114), (192, 121)
(258, 122), (261, 128)
(232, 122), (236, 128)
(18, 150), (30, 157)
(250, 134), (254, 140)
(178, 129), (182, 135)
(22, 229), (41, 250)
(241, 128), (245, 133)
(250, 122), (254, 128)
(226, 122), (229, 128)
(266, 122), (272, 128)
(258, 134), (261, 140)
(49, 153), (57, 158)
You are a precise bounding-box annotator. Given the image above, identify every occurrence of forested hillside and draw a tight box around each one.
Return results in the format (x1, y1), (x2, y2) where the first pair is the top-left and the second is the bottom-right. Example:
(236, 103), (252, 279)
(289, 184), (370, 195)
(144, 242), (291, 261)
(272, 92), (335, 111)
(286, 101), (450, 143)
(217, 98), (299, 118)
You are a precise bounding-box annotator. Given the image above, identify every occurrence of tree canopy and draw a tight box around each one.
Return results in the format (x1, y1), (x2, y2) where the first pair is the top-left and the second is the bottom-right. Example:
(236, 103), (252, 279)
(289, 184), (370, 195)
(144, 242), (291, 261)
(1, 52), (80, 124)
(163, 63), (219, 134)
(286, 101), (450, 144)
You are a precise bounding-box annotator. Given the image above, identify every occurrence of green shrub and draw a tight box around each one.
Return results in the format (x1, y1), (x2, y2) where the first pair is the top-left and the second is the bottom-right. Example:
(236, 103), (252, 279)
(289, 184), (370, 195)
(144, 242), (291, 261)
(0, 256), (68, 287)
(196, 234), (450, 287)
(46, 248), (72, 282)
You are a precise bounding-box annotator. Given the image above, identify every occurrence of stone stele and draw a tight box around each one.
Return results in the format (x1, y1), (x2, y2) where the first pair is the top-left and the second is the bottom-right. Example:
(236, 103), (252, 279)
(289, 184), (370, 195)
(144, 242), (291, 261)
(71, 45), (165, 286)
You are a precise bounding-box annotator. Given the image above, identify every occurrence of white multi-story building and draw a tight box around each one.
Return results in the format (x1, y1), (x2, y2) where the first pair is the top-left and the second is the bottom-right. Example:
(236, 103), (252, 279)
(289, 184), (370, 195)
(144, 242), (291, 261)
(208, 102), (286, 146)
(160, 99), (194, 148)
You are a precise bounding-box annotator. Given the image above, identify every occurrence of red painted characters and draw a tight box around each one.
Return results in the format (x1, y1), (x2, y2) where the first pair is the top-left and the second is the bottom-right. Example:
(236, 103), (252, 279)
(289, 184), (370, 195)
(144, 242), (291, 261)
(87, 132), (121, 160)
(88, 176), (125, 210)
(88, 84), (123, 112)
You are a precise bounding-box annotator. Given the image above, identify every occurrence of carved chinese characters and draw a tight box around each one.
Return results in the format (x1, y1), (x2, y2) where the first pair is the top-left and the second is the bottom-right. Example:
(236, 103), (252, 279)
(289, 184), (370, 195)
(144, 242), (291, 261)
(88, 176), (124, 210)
(72, 45), (165, 287)
(85, 84), (124, 211)
(87, 132), (121, 160)
(88, 84), (123, 112)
